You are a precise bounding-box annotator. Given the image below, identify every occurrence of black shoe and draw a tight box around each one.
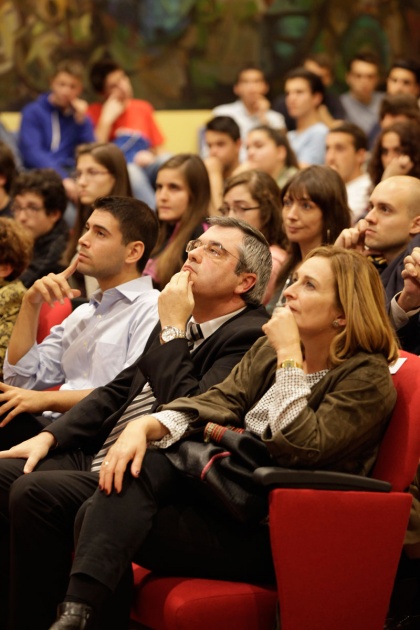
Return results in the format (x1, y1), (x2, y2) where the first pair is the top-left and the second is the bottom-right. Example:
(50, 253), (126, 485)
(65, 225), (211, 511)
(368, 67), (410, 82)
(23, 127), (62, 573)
(384, 615), (420, 629)
(49, 602), (94, 629)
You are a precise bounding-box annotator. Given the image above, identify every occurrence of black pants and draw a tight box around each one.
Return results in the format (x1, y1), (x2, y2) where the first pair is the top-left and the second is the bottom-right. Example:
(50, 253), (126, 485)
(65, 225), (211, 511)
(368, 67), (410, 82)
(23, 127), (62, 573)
(0, 449), (95, 630)
(72, 450), (274, 614)
(0, 411), (52, 450)
(1, 448), (274, 630)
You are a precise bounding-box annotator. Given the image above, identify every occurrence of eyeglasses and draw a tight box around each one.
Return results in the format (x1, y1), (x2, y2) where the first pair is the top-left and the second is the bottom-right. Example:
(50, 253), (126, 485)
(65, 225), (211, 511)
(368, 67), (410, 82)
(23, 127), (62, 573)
(219, 202), (260, 216)
(73, 169), (111, 181)
(11, 202), (45, 215)
(185, 239), (241, 262)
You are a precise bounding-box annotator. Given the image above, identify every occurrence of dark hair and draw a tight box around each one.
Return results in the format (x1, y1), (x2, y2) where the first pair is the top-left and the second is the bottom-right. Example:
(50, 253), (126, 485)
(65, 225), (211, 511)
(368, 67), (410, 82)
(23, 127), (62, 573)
(347, 52), (381, 73)
(223, 169), (286, 246)
(328, 122), (368, 152)
(89, 58), (121, 94)
(205, 116), (241, 142)
(65, 142), (133, 264)
(0, 217), (33, 280)
(277, 166), (352, 287)
(284, 67), (325, 99)
(235, 63), (267, 85)
(379, 93), (420, 124)
(388, 59), (420, 85)
(153, 153), (211, 288)
(304, 52), (334, 76)
(249, 125), (299, 169)
(0, 141), (18, 193)
(207, 215), (272, 306)
(368, 121), (420, 185)
(93, 196), (159, 273)
(11, 169), (67, 216)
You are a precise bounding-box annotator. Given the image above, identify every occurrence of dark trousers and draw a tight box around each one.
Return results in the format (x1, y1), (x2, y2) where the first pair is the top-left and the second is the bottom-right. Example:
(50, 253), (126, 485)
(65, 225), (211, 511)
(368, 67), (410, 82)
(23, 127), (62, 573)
(72, 449), (274, 620)
(0, 411), (52, 450)
(0, 450), (95, 630)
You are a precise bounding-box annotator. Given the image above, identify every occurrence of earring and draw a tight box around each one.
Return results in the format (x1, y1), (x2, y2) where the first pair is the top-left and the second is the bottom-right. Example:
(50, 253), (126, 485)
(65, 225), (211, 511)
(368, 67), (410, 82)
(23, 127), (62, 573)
(332, 320), (340, 328)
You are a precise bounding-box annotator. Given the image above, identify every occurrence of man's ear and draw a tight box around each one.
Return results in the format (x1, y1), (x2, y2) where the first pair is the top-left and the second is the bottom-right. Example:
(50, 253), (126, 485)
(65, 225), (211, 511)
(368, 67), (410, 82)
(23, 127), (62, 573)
(409, 214), (420, 236)
(49, 210), (62, 226)
(0, 263), (13, 279)
(125, 241), (145, 265)
(234, 272), (257, 296)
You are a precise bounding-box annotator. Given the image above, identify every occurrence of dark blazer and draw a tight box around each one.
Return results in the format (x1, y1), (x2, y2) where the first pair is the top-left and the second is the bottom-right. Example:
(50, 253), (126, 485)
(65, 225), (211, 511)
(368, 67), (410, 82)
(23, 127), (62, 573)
(380, 234), (420, 355)
(46, 304), (269, 454)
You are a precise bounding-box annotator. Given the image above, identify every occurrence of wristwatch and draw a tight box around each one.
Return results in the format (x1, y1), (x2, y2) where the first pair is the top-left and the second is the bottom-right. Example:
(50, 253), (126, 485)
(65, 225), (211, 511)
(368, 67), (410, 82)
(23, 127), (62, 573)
(280, 359), (303, 370)
(159, 326), (187, 344)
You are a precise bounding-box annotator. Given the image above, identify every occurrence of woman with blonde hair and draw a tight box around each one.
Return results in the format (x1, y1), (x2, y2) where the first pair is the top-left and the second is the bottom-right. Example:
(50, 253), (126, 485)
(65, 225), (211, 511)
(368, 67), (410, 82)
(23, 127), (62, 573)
(49, 245), (398, 629)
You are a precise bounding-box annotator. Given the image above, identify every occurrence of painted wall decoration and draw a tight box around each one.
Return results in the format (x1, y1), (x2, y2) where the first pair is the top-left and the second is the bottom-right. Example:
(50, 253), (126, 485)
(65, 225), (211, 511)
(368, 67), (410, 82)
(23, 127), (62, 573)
(0, 0), (419, 111)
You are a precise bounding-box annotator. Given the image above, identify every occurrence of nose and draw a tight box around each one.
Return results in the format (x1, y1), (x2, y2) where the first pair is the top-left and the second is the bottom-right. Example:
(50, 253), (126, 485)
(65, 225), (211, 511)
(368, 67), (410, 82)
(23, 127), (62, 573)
(78, 230), (90, 248)
(364, 207), (377, 224)
(187, 244), (204, 263)
(284, 201), (299, 220)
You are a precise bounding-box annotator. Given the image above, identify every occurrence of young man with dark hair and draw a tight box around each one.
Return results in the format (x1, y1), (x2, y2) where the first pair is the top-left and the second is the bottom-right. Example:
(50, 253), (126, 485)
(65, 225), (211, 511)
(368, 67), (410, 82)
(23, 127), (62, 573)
(0, 196), (160, 447)
(0, 217), (272, 629)
(11, 169), (70, 287)
(87, 58), (166, 208)
(325, 122), (371, 222)
(212, 64), (285, 153)
(340, 52), (384, 138)
(386, 59), (420, 99)
(284, 67), (328, 166)
(18, 59), (95, 205)
(203, 115), (242, 213)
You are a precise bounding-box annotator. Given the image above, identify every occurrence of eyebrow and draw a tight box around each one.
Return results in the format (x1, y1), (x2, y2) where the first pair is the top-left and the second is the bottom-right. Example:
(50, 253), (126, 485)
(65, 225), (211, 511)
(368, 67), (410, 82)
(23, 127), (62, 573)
(85, 222), (112, 235)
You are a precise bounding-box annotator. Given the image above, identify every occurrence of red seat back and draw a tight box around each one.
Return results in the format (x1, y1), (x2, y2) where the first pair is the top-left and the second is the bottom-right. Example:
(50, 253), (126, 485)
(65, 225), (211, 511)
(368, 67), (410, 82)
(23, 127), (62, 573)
(36, 299), (72, 343)
(372, 350), (420, 491)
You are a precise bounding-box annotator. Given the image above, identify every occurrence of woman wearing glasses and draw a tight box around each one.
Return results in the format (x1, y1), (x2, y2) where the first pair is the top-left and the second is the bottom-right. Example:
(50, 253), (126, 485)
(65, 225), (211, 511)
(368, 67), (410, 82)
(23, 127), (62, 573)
(221, 169), (287, 303)
(144, 153), (211, 290)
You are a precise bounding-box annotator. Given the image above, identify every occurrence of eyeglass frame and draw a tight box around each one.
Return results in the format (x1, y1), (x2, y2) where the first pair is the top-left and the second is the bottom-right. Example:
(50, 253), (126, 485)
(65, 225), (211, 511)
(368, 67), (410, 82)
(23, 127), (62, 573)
(11, 202), (46, 215)
(185, 238), (242, 263)
(72, 168), (111, 181)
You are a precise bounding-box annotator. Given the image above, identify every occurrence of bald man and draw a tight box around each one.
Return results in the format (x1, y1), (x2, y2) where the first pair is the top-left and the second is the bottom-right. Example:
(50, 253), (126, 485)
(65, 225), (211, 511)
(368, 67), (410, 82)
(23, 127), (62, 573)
(335, 175), (420, 353)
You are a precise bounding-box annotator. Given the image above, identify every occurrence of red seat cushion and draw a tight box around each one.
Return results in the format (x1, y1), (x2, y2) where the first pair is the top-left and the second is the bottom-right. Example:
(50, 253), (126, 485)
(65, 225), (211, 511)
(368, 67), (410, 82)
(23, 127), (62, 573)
(131, 564), (277, 630)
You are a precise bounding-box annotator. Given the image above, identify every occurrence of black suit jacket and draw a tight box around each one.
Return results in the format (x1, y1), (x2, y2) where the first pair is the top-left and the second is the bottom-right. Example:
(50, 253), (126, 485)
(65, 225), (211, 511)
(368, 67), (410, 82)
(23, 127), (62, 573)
(46, 305), (269, 454)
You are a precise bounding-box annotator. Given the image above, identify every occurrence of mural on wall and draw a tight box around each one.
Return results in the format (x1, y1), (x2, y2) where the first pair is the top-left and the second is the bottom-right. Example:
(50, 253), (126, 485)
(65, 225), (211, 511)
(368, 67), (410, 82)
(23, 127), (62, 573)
(0, 0), (419, 111)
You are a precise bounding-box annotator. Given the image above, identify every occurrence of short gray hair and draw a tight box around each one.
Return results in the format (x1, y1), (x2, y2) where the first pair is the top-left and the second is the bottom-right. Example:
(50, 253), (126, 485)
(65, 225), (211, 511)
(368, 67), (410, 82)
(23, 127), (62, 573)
(207, 216), (272, 305)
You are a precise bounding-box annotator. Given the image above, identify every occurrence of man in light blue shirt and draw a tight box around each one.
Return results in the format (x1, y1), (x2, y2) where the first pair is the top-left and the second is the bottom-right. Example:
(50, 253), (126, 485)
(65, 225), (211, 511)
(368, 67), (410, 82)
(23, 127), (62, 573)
(0, 196), (160, 445)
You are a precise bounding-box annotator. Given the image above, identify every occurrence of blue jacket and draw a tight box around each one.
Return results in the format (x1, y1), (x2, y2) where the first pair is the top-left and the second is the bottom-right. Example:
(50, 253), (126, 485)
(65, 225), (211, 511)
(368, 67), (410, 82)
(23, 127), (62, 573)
(18, 93), (95, 178)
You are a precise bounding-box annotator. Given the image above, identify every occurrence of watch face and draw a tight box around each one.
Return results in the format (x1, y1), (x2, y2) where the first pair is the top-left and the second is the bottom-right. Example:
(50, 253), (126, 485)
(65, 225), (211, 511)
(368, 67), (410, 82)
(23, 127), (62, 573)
(160, 327), (185, 343)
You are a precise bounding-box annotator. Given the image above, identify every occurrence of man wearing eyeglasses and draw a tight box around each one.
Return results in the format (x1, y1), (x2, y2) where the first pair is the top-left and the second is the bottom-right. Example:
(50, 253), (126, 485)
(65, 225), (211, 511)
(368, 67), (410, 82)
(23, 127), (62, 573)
(0, 216), (271, 630)
(11, 168), (70, 288)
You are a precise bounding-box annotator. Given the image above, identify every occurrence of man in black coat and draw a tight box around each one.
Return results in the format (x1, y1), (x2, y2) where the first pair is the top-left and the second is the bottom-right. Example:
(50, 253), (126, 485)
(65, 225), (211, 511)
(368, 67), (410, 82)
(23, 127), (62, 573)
(0, 216), (271, 630)
(335, 175), (420, 354)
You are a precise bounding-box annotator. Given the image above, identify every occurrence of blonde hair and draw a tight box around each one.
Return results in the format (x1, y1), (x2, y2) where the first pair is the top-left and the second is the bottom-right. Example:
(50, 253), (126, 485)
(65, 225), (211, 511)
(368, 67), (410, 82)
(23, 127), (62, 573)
(305, 246), (399, 366)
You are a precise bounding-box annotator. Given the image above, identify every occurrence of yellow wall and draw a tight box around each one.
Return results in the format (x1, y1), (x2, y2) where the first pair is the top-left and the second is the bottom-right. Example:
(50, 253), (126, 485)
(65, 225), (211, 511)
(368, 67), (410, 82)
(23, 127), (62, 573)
(0, 110), (213, 155)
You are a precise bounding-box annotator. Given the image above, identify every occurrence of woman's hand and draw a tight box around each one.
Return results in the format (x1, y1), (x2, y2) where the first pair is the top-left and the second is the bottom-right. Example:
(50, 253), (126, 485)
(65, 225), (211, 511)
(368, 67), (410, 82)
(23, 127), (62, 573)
(263, 306), (303, 367)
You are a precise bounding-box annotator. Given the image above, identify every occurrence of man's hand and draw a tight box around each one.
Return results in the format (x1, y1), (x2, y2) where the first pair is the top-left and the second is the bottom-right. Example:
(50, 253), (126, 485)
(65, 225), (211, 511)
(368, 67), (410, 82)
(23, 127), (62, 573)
(133, 150), (155, 167)
(100, 94), (126, 126)
(0, 384), (47, 426)
(62, 177), (79, 204)
(158, 270), (194, 330)
(24, 257), (81, 307)
(204, 156), (224, 177)
(98, 416), (169, 494)
(0, 432), (56, 473)
(71, 97), (89, 124)
(398, 248), (420, 312)
(334, 219), (369, 252)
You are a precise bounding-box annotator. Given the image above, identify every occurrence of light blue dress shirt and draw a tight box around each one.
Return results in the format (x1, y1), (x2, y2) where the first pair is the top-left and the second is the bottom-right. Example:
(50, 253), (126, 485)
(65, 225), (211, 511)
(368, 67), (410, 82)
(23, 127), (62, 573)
(4, 276), (159, 416)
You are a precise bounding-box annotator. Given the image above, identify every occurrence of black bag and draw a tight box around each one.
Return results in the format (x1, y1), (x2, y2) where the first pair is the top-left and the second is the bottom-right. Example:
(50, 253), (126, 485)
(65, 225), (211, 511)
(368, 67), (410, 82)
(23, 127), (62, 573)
(165, 423), (273, 524)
